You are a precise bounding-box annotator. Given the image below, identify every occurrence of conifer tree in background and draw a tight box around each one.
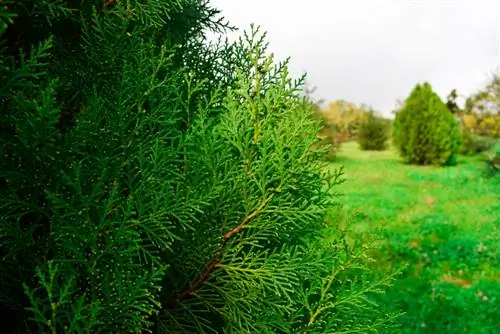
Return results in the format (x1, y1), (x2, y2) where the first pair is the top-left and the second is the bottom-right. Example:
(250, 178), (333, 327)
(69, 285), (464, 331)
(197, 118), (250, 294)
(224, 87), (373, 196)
(1, 1), (399, 332)
(358, 110), (390, 151)
(392, 82), (461, 166)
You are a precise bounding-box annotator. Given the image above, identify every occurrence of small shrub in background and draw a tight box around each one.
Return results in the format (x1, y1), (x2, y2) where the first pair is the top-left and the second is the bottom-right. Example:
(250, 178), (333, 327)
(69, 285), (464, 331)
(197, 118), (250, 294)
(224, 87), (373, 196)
(460, 130), (497, 155)
(392, 82), (461, 166)
(358, 110), (391, 151)
(484, 141), (500, 176)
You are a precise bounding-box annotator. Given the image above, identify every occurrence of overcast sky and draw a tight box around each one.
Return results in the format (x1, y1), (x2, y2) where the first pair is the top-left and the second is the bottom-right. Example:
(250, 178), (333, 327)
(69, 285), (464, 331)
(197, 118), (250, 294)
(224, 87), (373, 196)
(208, 0), (499, 117)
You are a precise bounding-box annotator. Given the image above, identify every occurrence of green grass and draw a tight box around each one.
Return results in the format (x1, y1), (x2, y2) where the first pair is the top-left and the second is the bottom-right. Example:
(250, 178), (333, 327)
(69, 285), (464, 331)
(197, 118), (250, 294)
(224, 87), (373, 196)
(328, 141), (500, 334)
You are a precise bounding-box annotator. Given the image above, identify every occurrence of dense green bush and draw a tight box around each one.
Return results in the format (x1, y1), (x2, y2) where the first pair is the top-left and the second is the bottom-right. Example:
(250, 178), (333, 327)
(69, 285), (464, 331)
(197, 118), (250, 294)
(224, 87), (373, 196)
(392, 82), (461, 165)
(0, 1), (398, 333)
(460, 130), (496, 155)
(357, 110), (390, 151)
(484, 141), (500, 175)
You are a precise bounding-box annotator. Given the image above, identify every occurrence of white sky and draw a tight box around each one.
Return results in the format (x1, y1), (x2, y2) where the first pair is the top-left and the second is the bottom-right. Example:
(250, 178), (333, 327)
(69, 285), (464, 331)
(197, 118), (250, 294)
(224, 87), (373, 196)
(208, 0), (500, 116)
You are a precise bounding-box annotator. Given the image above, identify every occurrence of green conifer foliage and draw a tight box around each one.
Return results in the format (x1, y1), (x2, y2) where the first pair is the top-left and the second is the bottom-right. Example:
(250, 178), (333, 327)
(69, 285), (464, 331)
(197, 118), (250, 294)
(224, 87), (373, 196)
(392, 82), (461, 165)
(358, 110), (390, 151)
(1, 1), (398, 332)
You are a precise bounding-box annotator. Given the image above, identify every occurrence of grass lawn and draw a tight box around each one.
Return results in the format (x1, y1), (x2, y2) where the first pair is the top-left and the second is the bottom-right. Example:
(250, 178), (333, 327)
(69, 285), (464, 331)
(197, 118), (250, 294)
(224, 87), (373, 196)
(328, 141), (499, 334)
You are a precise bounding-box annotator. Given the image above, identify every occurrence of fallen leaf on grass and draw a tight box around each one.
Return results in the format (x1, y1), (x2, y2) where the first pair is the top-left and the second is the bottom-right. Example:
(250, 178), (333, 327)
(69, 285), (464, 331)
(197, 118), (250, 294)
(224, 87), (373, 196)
(408, 241), (420, 249)
(442, 274), (472, 288)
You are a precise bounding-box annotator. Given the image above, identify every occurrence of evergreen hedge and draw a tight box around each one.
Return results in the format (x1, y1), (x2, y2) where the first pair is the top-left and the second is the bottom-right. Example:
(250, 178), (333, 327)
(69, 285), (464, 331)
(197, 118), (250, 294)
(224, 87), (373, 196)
(0, 1), (398, 332)
(392, 82), (461, 165)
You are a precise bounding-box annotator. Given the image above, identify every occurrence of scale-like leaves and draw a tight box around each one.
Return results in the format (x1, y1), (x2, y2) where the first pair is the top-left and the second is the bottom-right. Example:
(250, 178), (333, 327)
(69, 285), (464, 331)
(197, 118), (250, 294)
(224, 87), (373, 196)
(1, 1), (398, 333)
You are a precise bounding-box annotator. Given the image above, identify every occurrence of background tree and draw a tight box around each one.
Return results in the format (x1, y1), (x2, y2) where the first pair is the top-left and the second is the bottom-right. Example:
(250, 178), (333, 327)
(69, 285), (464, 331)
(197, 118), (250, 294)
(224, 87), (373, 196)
(358, 109), (391, 151)
(462, 72), (500, 138)
(320, 99), (369, 142)
(465, 72), (500, 115)
(392, 82), (461, 165)
(392, 99), (405, 113)
(446, 89), (461, 114)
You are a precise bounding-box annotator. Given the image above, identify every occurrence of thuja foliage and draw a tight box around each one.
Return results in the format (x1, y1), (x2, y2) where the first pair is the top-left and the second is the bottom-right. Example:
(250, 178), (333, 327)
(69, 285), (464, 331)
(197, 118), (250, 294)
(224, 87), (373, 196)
(358, 110), (390, 151)
(1, 1), (399, 332)
(393, 82), (461, 165)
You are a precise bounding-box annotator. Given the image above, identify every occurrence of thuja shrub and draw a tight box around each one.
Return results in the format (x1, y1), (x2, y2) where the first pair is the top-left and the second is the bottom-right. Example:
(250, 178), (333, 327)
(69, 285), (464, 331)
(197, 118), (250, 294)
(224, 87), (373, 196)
(393, 82), (461, 165)
(358, 110), (390, 151)
(0, 1), (399, 333)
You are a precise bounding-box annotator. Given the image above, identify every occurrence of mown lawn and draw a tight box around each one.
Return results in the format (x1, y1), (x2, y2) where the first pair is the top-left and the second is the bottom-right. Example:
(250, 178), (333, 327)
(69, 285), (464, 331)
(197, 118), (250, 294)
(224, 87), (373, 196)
(328, 141), (499, 334)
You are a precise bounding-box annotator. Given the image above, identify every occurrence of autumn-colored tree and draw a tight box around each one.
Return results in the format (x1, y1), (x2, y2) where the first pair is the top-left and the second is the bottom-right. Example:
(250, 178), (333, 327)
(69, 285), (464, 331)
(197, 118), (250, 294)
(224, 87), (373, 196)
(465, 72), (500, 115)
(320, 99), (369, 141)
(462, 72), (500, 138)
(305, 83), (339, 160)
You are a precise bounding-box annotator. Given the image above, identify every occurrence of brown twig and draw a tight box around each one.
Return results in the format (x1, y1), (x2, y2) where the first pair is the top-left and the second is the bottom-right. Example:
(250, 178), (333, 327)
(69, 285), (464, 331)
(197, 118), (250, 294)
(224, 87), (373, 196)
(168, 195), (273, 305)
(99, 0), (117, 16)
(223, 196), (271, 239)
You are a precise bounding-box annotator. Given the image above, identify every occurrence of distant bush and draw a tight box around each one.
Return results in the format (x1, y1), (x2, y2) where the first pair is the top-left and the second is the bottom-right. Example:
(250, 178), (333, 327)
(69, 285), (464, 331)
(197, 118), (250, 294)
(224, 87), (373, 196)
(460, 130), (496, 155)
(358, 110), (390, 151)
(484, 141), (500, 175)
(313, 109), (340, 160)
(393, 82), (461, 165)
